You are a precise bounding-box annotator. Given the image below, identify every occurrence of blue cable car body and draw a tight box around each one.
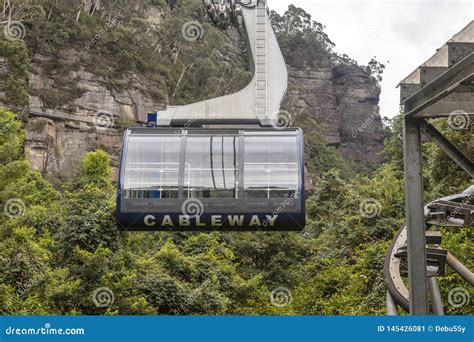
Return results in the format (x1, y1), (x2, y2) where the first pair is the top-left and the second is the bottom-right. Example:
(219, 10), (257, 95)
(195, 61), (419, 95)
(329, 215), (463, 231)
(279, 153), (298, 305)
(116, 125), (305, 231)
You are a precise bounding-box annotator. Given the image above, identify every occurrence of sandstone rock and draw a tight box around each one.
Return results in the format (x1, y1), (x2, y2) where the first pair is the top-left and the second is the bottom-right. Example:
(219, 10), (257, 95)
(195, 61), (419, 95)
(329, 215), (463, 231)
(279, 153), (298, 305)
(25, 49), (164, 179)
(286, 61), (385, 166)
(333, 65), (385, 164)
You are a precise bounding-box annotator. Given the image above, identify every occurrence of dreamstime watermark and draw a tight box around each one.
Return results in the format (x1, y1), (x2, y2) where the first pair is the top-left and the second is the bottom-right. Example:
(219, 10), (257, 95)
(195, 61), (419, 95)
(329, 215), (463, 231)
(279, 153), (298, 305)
(92, 111), (114, 129)
(85, 12), (124, 49)
(3, 21), (26, 41)
(4, 323), (85, 336)
(352, 105), (379, 139)
(448, 287), (471, 308)
(181, 21), (204, 42)
(3, 198), (26, 218)
(359, 20), (381, 42)
(448, 110), (470, 131)
(171, 279), (212, 315)
(261, 192), (299, 228)
(181, 198), (204, 218)
(359, 198), (381, 219)
(270, 287), (292, 307)
(272, 110), (293, 130)
(299, 230), (312, 239)
(92, 287), (115, 308)
(0, 106), (29, 135)
(173, 118), (196, 137)
(17, 105), (30, 118)
(439, 192), (472, 226)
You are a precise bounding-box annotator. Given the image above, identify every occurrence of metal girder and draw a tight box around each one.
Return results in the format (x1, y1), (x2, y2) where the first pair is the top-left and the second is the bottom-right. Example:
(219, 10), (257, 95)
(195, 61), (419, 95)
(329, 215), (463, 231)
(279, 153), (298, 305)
(403, 118), (429, 314)
(403, 53), (474, 117)
(416, 100), (474, 118)
(446, 253), (474, 286)
(428, 277), (444, 315)
(420, 120), (474, 177)
(386, 291), (399, 316)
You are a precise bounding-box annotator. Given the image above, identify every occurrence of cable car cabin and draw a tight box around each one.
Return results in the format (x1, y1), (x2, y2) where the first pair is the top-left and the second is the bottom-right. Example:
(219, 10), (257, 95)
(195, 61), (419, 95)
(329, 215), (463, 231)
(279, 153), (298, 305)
(116, 127), (305, 231)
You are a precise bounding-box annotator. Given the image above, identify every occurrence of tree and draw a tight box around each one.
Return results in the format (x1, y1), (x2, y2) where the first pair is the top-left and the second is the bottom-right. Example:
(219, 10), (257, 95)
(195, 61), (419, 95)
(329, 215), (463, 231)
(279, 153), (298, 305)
(0, 29), (30, 108)
(0, 108), (24, 164)
(366, 57), (386, 82)
(56, 150), (119, 260)
(80, 149), (112, 189)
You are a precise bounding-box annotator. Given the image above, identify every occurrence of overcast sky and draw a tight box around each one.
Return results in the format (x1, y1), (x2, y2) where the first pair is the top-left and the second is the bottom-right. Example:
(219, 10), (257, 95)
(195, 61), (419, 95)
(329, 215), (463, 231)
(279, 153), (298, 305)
(270, 0), (473, 118)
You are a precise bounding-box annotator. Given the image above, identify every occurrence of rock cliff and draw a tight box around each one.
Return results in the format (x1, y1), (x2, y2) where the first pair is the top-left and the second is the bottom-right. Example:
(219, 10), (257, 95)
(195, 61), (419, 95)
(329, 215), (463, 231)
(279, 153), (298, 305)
(286, 60), (384, 166)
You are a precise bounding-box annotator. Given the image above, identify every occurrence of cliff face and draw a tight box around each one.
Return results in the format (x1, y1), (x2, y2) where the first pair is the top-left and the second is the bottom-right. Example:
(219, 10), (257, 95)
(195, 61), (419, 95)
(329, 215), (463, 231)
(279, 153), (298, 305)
(286, 61), (384, 166)
(333, 65), (385, 164)
(0, 2), (385, 179)
(23, 51), (161, 178)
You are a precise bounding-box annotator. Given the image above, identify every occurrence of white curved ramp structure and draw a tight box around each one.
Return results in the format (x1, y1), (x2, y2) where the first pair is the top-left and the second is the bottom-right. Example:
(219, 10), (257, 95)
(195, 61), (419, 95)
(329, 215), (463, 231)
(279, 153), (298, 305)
(157, 0), (287, 126)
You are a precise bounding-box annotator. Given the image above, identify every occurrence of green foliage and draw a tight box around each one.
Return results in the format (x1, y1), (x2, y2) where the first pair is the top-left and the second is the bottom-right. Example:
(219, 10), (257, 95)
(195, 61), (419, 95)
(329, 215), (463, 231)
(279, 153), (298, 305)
(0, 39), (30, 107)
(56, 150), (119, 259)
(0, 109), (61, 236)
(0, 108), (25, 164)
(383, 114), (404, 175)
(56, 186), (119, 258)
(424, 120), (473, 197)
(270, 5), (334, 68)
(80, 149), (113, 189)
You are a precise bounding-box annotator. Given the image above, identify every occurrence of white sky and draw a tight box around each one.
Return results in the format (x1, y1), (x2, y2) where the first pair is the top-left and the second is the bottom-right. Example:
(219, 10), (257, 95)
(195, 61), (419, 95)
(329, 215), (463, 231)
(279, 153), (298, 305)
(270, 0), (473, 118)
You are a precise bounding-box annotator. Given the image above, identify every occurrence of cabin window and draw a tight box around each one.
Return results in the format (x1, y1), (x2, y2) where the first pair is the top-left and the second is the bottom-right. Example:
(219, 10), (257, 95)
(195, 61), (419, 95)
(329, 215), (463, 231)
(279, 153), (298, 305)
(184, 136), (239, 199)
(243, 135), (299, 199)
(123, 135), (181, 199)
